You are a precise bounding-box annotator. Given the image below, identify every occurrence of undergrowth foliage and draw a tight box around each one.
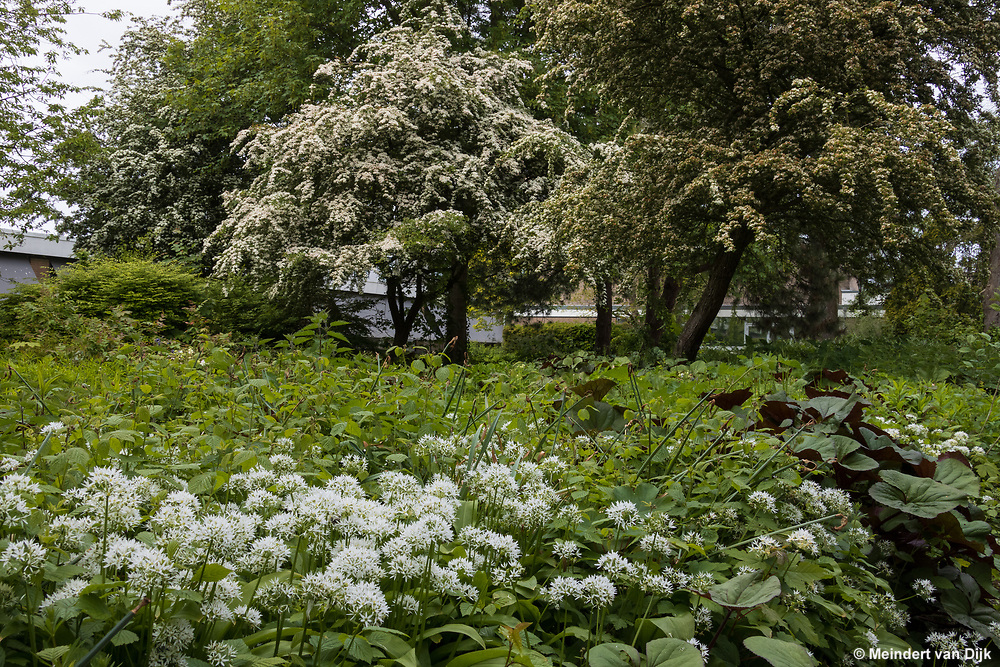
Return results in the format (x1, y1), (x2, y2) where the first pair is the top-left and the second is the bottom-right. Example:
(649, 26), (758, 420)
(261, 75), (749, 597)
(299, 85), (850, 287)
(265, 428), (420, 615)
(1, 321), (999, 667)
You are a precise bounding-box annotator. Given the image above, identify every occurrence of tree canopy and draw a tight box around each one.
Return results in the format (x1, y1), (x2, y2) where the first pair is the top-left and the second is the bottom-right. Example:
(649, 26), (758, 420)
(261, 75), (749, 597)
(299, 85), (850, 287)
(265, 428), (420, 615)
(532, 0), (1000, 358)
(205, 2), (585, 358)
(1, 0), (119, 231)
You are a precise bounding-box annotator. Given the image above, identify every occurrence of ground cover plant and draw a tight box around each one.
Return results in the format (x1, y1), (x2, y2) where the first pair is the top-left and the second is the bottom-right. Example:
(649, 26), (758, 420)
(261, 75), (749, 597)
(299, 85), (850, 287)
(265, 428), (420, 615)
(1, 319), (1000, 666)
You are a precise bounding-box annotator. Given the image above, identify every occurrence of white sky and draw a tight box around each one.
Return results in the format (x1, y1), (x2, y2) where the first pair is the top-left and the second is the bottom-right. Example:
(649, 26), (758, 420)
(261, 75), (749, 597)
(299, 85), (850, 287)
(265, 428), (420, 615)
(57, 0), (177, 109)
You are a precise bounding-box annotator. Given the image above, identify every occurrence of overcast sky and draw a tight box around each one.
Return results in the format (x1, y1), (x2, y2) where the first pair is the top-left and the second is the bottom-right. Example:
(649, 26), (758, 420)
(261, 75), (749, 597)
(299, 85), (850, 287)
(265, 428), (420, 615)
(57, 0), (176, 109)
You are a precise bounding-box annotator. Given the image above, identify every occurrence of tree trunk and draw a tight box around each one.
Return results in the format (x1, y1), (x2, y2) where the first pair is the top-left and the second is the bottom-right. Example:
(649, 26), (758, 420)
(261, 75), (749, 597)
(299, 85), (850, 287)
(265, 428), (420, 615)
(985, 232), (1000, 331)
(595, 279), (613, 355)
(386, 275), (425, 347)
(674, 233), (752, 361)
(801, 272), (842, 340)
(445, 263), (469, 363)
(645, 263), (682, 347)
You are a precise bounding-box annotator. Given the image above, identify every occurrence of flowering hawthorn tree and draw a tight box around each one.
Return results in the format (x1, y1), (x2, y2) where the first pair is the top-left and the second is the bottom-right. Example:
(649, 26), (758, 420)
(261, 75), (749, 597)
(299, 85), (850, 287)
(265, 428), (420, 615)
(207, 2), (585, 358)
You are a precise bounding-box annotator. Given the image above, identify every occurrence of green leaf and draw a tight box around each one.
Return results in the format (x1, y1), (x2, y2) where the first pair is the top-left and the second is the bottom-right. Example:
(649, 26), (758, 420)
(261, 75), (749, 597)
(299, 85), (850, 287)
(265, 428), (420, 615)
(645, 638), (705, 666)
(195, 562), (233, 583)
(36, 647), (71, 662)
(421, 624), (487, 649)
(345, 635), (376, 662)
(706, 574), (781, 609)
(391, 648), (420, 667)
(743, 636), (818, 667)
(569, 378), (617, 400)
(111, 628), (140, 646)
(444, 648), (511, 667)
(933, 458), (980, 497)
(648, 614), (695, 641)
(870, 470), (968, 518)
(588, 642), (640, 667)
(368, 630), (413, 658)
(77, 593), (112, 620)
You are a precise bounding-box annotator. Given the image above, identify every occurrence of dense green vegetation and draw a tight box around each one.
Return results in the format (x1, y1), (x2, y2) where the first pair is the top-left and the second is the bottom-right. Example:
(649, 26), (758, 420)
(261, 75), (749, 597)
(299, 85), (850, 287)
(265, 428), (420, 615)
(1, 318), (999, 666)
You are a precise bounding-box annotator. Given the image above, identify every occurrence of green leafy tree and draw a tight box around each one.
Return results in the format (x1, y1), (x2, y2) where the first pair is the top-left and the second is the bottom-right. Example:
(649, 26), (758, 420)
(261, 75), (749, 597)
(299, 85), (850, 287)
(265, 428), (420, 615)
(1, 0), (120, 230)
(533, 0), (1000, 359)
(206, 2), (585, 359)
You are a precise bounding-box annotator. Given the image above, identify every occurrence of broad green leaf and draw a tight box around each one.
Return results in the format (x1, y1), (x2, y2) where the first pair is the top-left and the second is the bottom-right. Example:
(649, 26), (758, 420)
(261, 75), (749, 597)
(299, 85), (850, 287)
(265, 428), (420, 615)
(195, 562), (233, 583)
(421, 624), (487, 649)
(933, 458), (980, 497)
(707, 574), (781, 609)
(391, 648), (420, 667)
(368, 630), (413, 659)
(648, 614), (695, 641)
(743, 636), (818, 667)
(444, 648), (511, 667)
(345, 635), (375, 662)
(870, 470), (968, 518)
(588, 642), (640, 667)
(570, 378), (617, 400)
(645, 638), (705, 666)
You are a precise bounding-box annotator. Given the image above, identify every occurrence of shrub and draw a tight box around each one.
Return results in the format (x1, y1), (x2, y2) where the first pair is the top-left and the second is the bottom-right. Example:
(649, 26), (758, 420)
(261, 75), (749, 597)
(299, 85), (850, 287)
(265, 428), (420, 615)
(50, 254), (204, 334)
(0, 283), (152, 356)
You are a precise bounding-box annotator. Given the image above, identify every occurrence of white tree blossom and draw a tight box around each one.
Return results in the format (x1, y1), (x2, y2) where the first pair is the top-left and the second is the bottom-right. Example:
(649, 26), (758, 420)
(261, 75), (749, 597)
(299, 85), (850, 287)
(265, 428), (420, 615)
(206, 1), (586, 349)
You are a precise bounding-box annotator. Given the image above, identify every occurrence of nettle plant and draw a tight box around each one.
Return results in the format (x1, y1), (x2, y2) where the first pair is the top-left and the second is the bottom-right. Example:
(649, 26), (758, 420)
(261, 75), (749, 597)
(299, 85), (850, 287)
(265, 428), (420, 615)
(0, 338), (997, 667)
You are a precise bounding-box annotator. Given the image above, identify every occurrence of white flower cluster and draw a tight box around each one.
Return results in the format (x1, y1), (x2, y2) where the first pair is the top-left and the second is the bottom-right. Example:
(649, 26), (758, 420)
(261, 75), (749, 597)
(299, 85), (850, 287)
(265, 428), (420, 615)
(465, 461), (562, 531)
(541, 574), (616, 608)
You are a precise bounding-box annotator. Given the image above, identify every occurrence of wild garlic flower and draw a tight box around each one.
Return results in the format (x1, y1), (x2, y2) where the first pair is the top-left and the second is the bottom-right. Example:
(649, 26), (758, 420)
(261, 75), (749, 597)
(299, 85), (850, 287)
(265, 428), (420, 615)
(414, 434), (460, 458)
(596, 551), (640, 581)
(233, 605), (262, 628)
(688, 572), (716, 591)
(687, 638), (710, 661)
(786, 528), (819, 555)
(269, 454), (297, 473)
(693, 606), (713, 631)
(239, 536), (291, 573)
(642, 573), (675, 596)
(552, 539), (582, 561)
(395, 593), (420, 614)
(128, 545), (177, 593)
(328, 544), (385, 581)
(40, 421), (65, 435)
(243, 489), (282, 515)
(747, 490), (777, 514)
(579, 574), (616, 607)
(543, 577), (583, 608)
(40, 577), (89, 610)
(201, 598), (234, 622)
(606, 500), (639, 530)
(749, 535), (780, 557)
(205, 641), (240, 667)
(150, 619), (194, 667)
(339, 454), (367, 474)
(378, 471), (422, 504)
(681, 531), (704, 547)
(779, 503), (804, 524)
(639, 532), (673, 557)
(343, 580), (390, 627)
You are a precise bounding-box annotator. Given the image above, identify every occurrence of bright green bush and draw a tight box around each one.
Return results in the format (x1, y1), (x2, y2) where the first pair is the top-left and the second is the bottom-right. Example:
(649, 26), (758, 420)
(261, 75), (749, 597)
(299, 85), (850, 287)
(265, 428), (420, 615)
(50, 254), (204, 333)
